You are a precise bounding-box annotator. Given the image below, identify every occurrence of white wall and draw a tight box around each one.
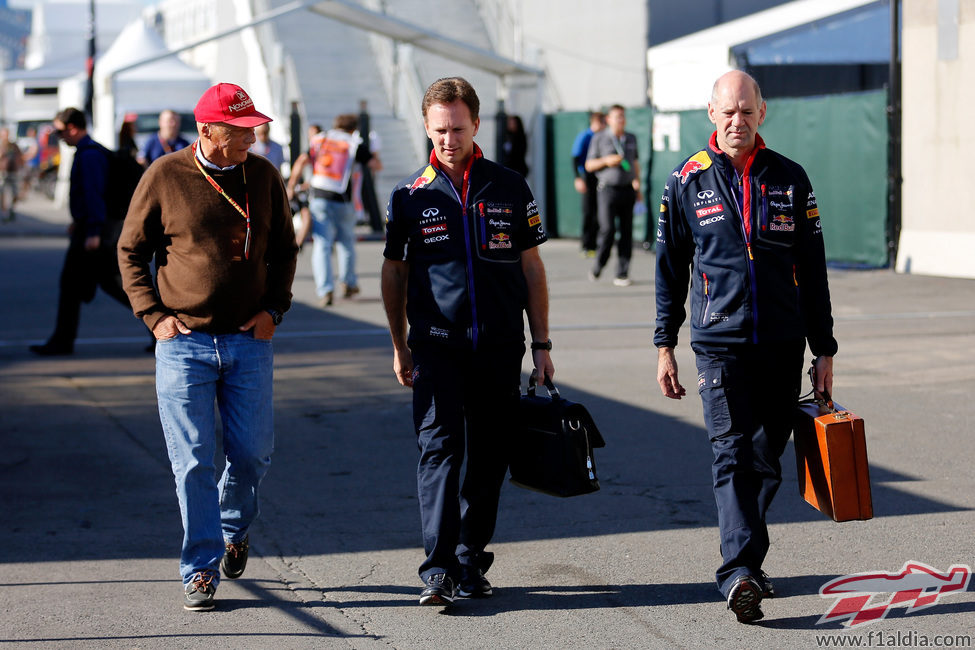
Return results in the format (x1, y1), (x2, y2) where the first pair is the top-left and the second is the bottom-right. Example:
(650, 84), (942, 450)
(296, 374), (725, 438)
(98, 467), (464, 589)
(897, 0), (975, 278)
(482, 0), (648, 114)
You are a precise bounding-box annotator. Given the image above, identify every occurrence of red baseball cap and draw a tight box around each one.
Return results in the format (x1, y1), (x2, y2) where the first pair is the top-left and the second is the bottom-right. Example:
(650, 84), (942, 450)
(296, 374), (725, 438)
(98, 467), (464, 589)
(194, 83), (271, 127)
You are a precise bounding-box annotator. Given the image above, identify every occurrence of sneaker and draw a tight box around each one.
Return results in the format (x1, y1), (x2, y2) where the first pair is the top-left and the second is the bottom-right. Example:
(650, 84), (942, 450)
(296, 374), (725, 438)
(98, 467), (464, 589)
(183, 572), (217, 611)
(221, 536), (249, 580)
(759, 571), (775, 598)
(727, 575), (764, 624)
(318, 292), (334, 308)
(343, 284), (360, 299)
(613, 276), (632, 287)
(588, 270), (599, 282)
(419, 573), (456, 606)
(458, 567), (492, 598)
(29, 341), (73, 356)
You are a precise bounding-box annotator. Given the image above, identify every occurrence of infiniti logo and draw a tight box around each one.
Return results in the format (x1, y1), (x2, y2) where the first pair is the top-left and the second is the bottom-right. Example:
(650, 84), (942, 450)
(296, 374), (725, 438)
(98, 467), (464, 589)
(422, 208), (439, 217)
(697, 190), (715, 200)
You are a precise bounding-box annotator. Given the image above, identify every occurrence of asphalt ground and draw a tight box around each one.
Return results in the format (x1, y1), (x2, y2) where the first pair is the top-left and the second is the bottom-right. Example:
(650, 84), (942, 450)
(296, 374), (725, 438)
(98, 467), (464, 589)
(1, 192), (974, 649)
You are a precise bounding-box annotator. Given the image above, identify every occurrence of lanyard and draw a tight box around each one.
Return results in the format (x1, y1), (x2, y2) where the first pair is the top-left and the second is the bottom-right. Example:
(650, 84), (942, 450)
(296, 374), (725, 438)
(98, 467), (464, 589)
(192, 141), (250, 259)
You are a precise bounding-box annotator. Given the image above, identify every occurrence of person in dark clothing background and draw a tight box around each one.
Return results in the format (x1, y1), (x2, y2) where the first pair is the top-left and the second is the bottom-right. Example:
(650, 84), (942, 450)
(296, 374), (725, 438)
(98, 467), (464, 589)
(501, 114), (529, 177)
(30, 108), (133, 356)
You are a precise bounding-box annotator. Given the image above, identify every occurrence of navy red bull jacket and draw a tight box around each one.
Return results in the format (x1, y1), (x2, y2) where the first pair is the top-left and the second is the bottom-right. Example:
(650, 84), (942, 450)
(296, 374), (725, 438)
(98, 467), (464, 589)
(654, 133), (838, 357)
(384, 145), (547, 349)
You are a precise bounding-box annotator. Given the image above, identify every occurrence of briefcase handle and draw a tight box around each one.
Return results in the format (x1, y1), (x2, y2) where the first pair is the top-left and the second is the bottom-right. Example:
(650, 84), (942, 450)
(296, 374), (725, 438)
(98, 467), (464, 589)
(527, 369), (560, 399)
(800, 363), (836, 412)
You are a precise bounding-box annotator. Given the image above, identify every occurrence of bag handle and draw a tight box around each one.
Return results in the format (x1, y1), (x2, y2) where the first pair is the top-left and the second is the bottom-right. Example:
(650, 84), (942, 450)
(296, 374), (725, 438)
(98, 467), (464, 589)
(527, 369), (560, 399)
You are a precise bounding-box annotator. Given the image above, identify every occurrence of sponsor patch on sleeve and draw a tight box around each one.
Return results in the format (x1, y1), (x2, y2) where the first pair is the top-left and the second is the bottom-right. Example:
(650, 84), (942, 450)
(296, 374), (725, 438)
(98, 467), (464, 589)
(806, 208), (820, 219)
(528, 214), (541, 227)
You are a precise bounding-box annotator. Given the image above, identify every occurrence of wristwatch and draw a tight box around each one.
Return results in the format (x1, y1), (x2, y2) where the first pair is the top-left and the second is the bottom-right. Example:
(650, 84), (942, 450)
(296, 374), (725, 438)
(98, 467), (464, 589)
(530, 339), (553, 351)
(266, 309), (283, 326)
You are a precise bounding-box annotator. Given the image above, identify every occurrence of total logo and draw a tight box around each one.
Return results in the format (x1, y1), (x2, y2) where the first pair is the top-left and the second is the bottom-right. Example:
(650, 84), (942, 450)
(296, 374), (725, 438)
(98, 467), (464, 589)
(695, 204), (723, 218)
(421, 224), (447, 236)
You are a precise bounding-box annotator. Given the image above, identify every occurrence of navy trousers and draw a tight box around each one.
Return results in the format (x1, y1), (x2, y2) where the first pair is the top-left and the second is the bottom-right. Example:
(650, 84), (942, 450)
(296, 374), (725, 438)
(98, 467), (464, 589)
(410, 342), (524, 581)
(692, 339), (804, 598)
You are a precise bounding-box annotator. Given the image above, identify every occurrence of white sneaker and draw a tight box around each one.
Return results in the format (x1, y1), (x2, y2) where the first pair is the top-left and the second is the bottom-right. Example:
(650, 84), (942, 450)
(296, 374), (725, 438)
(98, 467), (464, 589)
(613, 277), (632, 287)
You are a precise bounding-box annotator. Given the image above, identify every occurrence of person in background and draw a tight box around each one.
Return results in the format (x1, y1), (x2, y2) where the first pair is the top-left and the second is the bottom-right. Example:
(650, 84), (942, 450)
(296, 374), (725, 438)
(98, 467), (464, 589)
(138, 109), (189, 167)
(571, 111), (605, 257)
(500, 114), (529, 178)
(17, 126), (40, 201)
(585, 104), (641, 287)
(287, 115), (374, 306)
(1, 127), (22, 221)
(250, 123), (285, 174)
(118, 116), (139, 160)
(29, 109), (134, 356)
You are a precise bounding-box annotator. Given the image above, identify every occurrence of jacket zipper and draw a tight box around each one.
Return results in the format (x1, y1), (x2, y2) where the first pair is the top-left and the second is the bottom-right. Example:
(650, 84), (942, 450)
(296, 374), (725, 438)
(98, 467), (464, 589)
(444, 170), (479, 350)
(701, 272), (711, 326)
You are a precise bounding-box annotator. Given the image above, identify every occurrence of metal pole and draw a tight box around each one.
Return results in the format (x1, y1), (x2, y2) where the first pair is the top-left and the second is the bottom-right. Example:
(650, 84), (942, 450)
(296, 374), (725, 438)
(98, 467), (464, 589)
(84, 0), (95, 121)
(887, 0), (902, 268)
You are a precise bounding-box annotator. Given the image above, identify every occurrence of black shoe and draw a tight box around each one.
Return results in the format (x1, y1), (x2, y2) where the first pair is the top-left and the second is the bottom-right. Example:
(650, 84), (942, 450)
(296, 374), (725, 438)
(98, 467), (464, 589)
(419, 573), (456, 606)
(759, 571), (775, 598)
(29, 341), (73, 356)
(183, 572), (217, 611)
(727, 575), (764, 624)
(458, 567), (492, 598)
(221, 536), (249, 580)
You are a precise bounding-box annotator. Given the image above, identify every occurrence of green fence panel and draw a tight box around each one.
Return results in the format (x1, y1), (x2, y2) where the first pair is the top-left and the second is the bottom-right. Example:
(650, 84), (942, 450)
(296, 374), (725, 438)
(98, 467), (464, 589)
(643, 90), (888, 266)
(761, 92), (888, 266)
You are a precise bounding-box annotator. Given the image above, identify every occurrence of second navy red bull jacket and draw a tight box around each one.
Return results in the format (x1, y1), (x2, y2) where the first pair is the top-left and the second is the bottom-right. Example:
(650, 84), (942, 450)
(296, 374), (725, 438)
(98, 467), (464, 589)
(654, 133), (838, 357)
(384, 145), (547, 349)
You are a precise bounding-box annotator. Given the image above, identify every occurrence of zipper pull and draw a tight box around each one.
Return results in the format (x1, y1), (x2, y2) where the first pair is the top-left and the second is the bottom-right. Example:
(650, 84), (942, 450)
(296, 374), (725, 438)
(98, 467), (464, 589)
(746, 242), (754, 260)
(703, 272), (709, 296)
(478, 202), (485, 217)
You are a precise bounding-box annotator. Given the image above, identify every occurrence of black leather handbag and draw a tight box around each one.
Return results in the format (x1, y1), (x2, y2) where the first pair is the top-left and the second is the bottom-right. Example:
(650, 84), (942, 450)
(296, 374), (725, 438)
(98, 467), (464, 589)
(509, 374), (606, 497)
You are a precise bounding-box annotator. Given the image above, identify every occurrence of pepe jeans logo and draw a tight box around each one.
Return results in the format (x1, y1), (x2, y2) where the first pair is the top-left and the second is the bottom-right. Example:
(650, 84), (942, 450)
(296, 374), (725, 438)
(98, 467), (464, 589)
(817, 561), (972, 627)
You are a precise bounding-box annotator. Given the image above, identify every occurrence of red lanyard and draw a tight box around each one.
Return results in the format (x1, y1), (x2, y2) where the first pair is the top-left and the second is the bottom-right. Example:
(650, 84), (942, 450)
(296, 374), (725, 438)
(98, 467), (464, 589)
(192, 141), (251, 259)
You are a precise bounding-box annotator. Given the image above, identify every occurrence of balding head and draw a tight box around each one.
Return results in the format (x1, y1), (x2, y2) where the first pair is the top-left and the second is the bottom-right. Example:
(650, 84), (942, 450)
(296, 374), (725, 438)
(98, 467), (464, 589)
(711, 70), (763, 106)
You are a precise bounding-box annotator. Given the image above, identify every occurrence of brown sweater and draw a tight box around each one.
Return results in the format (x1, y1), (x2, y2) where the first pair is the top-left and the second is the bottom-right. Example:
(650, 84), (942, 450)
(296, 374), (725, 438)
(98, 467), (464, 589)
(118, 146), (298, 334)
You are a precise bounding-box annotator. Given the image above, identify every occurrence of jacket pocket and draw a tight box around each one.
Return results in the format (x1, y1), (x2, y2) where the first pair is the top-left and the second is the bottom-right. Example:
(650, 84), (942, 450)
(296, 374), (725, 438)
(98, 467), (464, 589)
(756, 184), (796, 248)
(474, 200), (520, 263)
(698, 366), (731, 437)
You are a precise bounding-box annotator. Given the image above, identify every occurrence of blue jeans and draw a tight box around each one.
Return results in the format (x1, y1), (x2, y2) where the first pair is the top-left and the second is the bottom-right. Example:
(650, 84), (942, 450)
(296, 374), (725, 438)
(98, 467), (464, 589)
(155, 330), (275, 586)
(309, 196), (357, 296)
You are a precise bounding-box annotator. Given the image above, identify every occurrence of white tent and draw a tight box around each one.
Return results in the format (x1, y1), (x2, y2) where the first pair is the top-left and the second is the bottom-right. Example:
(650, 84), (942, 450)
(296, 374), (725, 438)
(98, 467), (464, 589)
(92, 18), (211, 147)
(646, 0), (879, 111)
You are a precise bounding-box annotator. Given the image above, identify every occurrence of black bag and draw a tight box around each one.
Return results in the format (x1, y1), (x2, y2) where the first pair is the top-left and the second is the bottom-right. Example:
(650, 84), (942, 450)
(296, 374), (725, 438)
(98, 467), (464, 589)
(509, 374), (606, 497)
(104, 147), (145, 223)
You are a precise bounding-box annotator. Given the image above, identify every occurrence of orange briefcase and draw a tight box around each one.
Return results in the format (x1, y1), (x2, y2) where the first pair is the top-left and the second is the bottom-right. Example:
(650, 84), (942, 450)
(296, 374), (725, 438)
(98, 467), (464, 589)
(794, 396), (873, 522)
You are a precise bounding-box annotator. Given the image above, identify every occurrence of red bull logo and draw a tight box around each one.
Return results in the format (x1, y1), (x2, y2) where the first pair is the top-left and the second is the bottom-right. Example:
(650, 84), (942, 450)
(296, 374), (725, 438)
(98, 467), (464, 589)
(818, 561), (972, 627)
(673, 151), (712, 184)
(769, 214), (795, 232)
(408, 166), (437, 195)
(489, 232), (512, 249)
(492, 233), (510, 242)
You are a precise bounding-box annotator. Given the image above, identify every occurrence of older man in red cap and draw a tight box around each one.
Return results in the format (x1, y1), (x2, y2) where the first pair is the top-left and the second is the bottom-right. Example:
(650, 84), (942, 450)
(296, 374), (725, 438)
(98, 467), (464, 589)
(119, 83), (298, 612)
